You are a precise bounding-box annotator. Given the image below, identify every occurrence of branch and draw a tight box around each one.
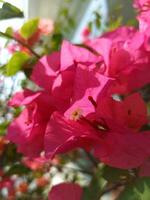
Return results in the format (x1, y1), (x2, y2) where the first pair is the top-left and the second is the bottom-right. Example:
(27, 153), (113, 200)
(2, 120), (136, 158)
(84, 151), (99, 168)
(0, 31), (40, 58)
(99, 182), (126, 198)
(76, 44), (100, 56)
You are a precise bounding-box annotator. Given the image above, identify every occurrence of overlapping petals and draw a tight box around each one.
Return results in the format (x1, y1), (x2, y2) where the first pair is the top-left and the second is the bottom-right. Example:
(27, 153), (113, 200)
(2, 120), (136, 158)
(45, 93), (150, 169)
(7, 12), (150, 170)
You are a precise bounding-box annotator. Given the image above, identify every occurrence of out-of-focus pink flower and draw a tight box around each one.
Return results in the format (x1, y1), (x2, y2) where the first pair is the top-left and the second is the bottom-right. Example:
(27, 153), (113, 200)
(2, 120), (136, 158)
(7, 43), (20, 54)
(82, 27), (91, 37)
(22, 157), (48, 171)
(39, 19), (54, 35)
(134, 0), (150, 36)
(36, 177), (49, 187)
(48, 183), (83, 200)
(82, 27), (91, 43)
(11, 19), (53, 55)
(0, 178), (15, 198)
(133, 0), (150, 11)
(16, 182), (28, 193)
(137, 11), (150, 36)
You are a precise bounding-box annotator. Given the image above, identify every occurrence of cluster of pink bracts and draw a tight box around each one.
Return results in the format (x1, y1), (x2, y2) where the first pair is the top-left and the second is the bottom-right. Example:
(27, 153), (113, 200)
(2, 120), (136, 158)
(6, 0), (150, 199)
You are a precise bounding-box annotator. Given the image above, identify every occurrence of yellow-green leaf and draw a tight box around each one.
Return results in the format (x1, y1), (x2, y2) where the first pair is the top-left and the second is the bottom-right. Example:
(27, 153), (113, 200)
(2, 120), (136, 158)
(6, 52), (30, 76)
(20, 18), (39, 39)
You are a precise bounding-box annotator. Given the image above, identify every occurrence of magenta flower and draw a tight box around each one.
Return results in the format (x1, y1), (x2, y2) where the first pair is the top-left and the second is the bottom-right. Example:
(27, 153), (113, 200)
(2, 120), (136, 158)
(7, 89), (55, 157)
(133, 0), (150, 11)
(7, 41), (110, 158)
(87, 27), (150, 93)
(45, 93), (150, 169)
(48, 183), (83, 200)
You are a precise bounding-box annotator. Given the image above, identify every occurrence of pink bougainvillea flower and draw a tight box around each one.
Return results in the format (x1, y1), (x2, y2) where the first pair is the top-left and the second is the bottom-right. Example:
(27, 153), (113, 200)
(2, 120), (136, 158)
(31, 40), (99, 91)
(64, 63), (113, 118)
(31, 52), (60, 91)
(44, 112), (96, 158)
(102, 26), (137, 43)
(60, 40), (99, 70)
(133, 0), (150, 11)
(139, 159), (150, 177)
(137, 11), (150, 36)
(31, 40), (110, 114)
(133, 0), (150, 36)
(48, 183), (83, 200)
(87, 27), (150, 93)
(7, 89), (56, 157)
(7, 40), (110, 158)
(45, 93), (150, 169)
(95, 93), (148, 131)
(8, 89), (42, 107)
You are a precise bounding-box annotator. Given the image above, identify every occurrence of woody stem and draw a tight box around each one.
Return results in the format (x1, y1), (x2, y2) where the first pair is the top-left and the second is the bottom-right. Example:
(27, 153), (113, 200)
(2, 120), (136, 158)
(0, 31), (41, 58)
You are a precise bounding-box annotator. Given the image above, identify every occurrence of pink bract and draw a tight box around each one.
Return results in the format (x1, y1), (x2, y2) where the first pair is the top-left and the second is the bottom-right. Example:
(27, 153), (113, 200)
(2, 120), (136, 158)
(45, 93), (150, 169)
(48, 183), (83, 200)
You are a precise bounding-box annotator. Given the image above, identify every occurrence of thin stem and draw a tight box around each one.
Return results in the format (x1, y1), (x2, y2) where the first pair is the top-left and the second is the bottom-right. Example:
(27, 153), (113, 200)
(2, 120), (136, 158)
(84, 151), (99, 168)
(99, 182), (126, 198)
(0, 31), (40, 58)
(76, 43), (100, 56)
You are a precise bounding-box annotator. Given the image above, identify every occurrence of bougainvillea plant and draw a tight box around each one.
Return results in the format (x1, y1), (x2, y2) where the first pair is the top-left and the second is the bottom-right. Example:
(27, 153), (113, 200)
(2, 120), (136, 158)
(1, 0), (150, 199)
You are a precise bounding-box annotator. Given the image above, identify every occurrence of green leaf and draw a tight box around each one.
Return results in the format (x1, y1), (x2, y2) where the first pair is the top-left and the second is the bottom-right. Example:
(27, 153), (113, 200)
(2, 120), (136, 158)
(20, 18), (39, 39)
(0, 2), (23, 20)
(0, 121), (9, 136)
(102, 166), (129, 182)
(6, 52), (30, 76)
(5, 163), (30, 176)
(117, 178), (150, 200)
(5, 26), (13, 36)
(83, 170), (106, 200)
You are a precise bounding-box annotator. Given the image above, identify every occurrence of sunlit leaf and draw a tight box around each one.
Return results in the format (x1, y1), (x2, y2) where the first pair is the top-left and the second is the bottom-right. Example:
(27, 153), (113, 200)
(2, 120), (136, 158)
(6, 52), (30, 76)
(117, 178), (150, 200)
(20, 18), (39, 39)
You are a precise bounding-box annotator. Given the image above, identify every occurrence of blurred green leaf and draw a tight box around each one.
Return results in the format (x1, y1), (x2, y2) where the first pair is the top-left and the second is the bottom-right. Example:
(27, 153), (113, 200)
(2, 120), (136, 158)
(0, 65), (6, 74)
(0, 121), (9, 135)
(83, 170), (106, 200)
(0, 2), (23, 20)
(102, 166), (129, 182)
(108, 16), (123, 31)
(117, 178), (150, 200)
(20, 18), (39, 39)
(5, 26), (13, 36)
(6, 52), (30, 76)
(5, 163), (30, 176)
